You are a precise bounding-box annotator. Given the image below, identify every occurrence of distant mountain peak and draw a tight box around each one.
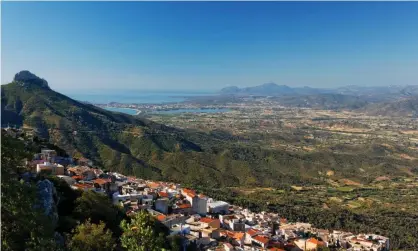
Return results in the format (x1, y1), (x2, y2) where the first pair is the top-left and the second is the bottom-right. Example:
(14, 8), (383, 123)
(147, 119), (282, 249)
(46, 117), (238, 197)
(261, 82), (278, 87)
(13, 71), (49, 89)
(220, 86), (240, 94)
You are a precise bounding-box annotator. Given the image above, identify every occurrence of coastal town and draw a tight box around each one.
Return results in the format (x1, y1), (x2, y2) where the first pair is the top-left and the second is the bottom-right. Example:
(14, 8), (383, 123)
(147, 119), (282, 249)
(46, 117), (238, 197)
(20, 134), (390, 251)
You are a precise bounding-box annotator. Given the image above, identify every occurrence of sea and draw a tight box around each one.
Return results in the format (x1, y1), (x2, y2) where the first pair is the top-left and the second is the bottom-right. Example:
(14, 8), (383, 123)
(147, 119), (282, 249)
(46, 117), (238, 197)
(63, 89), (214, 104)
(62, 89), (220, 115)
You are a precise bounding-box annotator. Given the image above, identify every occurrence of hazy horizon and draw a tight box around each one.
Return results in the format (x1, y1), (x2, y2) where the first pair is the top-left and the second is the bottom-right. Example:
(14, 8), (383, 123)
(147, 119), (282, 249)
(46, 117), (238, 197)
(2, 2), (418, 90)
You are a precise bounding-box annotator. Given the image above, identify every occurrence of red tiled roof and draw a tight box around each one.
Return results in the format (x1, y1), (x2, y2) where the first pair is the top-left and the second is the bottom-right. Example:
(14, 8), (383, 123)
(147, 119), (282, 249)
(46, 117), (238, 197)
(247, 228), (259, 236)
(226, 231), (244, 240)
(178, 204), (191, 209)
(148, 182), (160, 189)
(71, 175), (84, 180)
(156, 215), (167, 222)
(182, 188), (196, 197)
(253, 235), (270, 244)
(200, 217), (215, 223)
(72, 183), (93, 189)
(158, 191), (169, 197)
(93, 178), (110, 185)
(307, 238), (325, 246)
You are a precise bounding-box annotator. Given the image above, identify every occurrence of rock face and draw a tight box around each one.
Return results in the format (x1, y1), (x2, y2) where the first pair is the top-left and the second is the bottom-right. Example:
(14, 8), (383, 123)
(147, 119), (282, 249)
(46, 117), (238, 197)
(14, 70), (49, 89)
(36, 179), (59, 224)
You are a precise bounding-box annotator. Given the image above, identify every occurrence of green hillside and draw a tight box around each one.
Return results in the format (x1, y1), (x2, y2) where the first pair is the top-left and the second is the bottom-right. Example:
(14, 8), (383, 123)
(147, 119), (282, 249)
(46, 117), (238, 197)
(2, 71), (417, 188)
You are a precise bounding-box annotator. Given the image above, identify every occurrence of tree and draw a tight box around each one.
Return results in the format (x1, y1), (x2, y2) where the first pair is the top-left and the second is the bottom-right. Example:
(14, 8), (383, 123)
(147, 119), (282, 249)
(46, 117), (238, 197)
(73, 190), (126, 237)
(1, 135), (59, 251)
(67, 219), (116, 251)
(120, 210), (166, 251)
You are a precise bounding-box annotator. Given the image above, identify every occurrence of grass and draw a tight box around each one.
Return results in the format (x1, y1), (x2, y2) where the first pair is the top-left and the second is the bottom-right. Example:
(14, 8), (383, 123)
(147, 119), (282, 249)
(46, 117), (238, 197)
(336, 186), (355, 192)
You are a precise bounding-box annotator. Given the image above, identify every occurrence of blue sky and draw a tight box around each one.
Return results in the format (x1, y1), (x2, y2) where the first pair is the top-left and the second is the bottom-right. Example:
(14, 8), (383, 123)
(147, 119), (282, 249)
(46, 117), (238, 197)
(2, 2), (418, 91)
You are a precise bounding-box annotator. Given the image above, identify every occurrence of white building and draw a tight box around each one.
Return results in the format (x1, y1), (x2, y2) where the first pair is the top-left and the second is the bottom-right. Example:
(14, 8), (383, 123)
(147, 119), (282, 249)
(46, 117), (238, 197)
(36, 162), (64, 175)
(192, 196), (207, 216)
(207, 200), (229, 214)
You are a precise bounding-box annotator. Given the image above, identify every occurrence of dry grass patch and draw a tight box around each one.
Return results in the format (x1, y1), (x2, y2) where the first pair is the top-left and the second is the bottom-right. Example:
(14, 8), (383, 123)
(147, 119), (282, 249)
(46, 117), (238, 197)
(340, 179), (362, 186)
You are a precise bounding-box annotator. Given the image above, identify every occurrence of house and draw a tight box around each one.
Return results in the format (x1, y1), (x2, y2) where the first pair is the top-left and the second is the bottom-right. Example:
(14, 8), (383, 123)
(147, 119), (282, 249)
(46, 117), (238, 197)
(68, 166), (95, 180)
(190, 195), (207, 216)
(202, 227), (221, 239)
(200, 217), (221, 228)
(245, 228), (262, 244)
(71, 182), (95, 192)
(228, 219), (245, 232)
(294, 238), (326, 251)
(160, 214), (188, 228)
(93, 178), (111, 192)
(225, 231), (245, 246)
(155, 198), (169, 214)
(158, 191), (169, 198)
(252, 235), (270, 249)
(182, 188), (208, 216)
(207, 200), (229, 214)
(36, 162), (64, 175)
(173, 203), (193, 215)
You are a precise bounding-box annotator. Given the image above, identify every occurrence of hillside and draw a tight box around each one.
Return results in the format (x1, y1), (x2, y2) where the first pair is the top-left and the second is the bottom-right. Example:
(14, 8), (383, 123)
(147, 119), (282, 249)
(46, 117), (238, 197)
(364, 96), (418, 117)
(1, 71), (208, 180)
(2, 71), (417, 188)
(270, 94), (370, 110)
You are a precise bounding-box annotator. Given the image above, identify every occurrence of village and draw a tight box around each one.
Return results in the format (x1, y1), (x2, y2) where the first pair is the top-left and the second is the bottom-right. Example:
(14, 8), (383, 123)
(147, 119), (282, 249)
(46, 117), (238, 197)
(25, 145), (390, 251)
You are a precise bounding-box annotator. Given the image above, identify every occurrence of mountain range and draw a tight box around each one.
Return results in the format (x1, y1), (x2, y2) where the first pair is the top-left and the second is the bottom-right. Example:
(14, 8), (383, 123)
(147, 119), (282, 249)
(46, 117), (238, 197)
(220, 82), (418, 98)
(220, 82), (418, 116)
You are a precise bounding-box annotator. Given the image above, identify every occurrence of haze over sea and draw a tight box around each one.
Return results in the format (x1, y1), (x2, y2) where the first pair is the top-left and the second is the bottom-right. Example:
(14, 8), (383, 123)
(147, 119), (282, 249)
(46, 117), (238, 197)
(61, 89), (214, 104)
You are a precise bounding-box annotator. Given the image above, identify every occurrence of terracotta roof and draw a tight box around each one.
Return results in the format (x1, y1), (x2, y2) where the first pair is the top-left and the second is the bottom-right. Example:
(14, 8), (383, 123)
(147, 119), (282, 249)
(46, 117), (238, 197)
(307, 238), (326, 246)
(71, 175), (84, 180)
(185, 192), (196, 198)
(72, 183), (93, 189)
(93, 178), (110, 185)
(158, 191), (169, 197)
(182, 188), (196, 197)
(234, 232), (245, 240)
(156, 214), (167, 222)
(148, 182), (160, 189)
(226, 231), (244, 240)
(253, 235), (270, 244)
(247, 228), (259, 236)
(200, 217), (215, 223)
(177, 204), (191, 209)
